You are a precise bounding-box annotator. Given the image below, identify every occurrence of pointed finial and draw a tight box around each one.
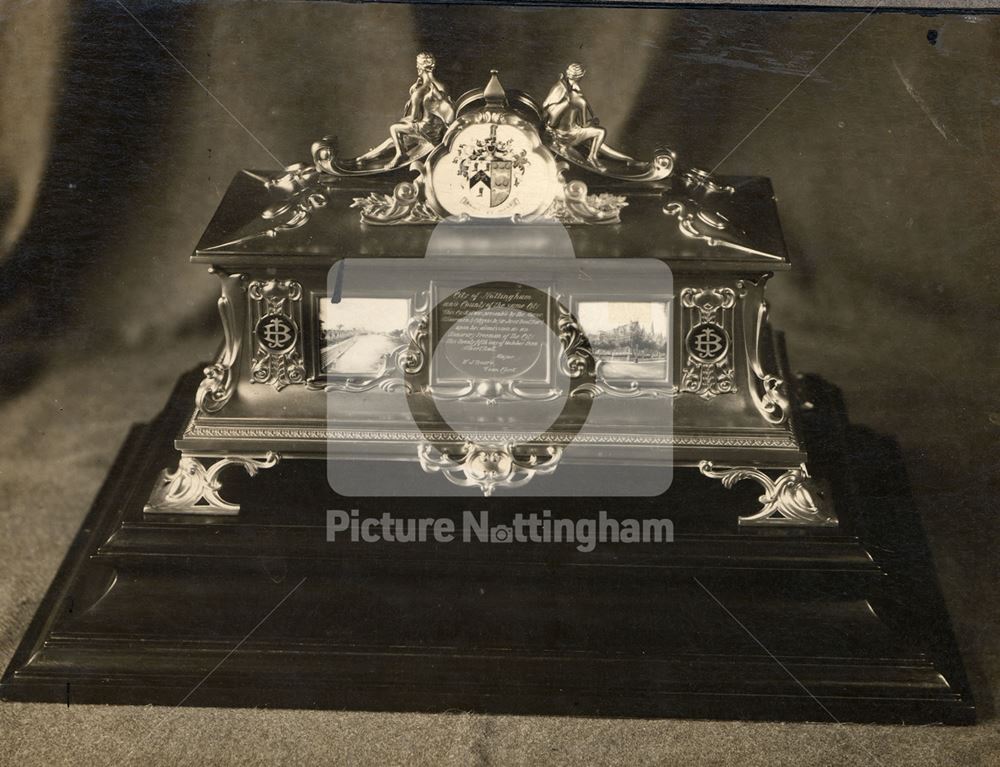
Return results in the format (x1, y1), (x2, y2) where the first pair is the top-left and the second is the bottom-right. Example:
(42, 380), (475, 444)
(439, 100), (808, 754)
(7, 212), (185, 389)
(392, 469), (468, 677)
(484, 69), (507, 105)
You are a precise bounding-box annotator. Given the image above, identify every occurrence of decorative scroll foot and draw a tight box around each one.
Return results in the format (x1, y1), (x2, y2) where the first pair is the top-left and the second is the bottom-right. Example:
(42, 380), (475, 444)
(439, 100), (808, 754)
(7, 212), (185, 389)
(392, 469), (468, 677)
(144, 453), (280, 516)
(698, 461), (838, 528)
(418, 442), (563, 497)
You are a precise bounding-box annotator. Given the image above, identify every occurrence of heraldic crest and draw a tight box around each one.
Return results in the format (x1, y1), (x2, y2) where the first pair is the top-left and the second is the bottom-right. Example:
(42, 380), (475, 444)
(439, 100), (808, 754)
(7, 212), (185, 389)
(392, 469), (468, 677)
(228, 55), (754, 254)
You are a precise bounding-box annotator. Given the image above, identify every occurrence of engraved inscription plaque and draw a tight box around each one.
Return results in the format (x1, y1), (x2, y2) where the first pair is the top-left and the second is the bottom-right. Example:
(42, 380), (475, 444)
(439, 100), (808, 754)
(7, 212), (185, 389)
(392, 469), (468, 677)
(432, 283), (552, 386)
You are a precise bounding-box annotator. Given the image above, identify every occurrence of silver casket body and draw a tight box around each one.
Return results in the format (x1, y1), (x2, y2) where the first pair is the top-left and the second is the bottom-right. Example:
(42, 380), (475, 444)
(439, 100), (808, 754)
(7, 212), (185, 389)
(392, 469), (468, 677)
(147, 67), (832, 526)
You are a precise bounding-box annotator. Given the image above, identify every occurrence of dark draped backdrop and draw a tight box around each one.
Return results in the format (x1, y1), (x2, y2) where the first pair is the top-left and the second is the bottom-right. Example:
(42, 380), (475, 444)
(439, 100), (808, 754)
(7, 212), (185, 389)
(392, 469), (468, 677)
(3, 4), (997, 339)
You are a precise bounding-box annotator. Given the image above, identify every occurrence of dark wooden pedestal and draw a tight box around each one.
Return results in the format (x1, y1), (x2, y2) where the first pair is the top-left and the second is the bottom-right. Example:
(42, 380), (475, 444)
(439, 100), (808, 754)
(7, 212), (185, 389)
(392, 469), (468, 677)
(1, 369), (975, 724)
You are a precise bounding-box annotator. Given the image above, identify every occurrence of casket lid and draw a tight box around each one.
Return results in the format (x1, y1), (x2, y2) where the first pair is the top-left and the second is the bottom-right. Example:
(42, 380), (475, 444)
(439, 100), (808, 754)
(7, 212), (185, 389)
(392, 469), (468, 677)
(194, 170), (789, 272)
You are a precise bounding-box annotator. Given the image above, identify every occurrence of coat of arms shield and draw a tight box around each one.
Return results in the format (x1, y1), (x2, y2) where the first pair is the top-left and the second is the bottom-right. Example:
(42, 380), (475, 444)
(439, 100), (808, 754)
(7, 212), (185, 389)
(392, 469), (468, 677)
(468, 158), (514, 208)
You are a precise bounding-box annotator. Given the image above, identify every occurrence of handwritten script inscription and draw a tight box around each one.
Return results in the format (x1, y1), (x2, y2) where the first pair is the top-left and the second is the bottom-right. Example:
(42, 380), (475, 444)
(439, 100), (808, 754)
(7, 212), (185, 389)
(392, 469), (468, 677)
(435, 286), (549, 381)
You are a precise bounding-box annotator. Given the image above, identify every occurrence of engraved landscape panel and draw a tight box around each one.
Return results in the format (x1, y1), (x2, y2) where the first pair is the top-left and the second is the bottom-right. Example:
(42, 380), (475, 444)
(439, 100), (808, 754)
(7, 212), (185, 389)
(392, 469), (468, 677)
(578, 301), (670, 382)
(319, 297), (411, 376)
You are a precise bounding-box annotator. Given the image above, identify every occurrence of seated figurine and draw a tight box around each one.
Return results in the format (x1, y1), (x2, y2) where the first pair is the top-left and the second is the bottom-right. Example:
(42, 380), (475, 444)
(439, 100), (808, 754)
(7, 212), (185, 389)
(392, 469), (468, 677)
(358, 52), (455, 168)
(542, 63), (634, 172)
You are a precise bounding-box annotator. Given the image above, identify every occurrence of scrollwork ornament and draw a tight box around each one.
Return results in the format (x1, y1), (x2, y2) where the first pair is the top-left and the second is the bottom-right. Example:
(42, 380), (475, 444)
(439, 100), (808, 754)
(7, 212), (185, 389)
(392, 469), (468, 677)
(541, 179), (627, 225)
(679, 361), (735, 399)
(201, 166), (328, 251)
(755, 374), (789, 423)
(351, 180), (442, 225)
(572, 372), (679, 400)
(699, 461), (838, 527)
(144, 453), (280, 516)
(249, 278), (302, 306)
(424, 379), (564, 406)
(662, 169), (783, 261)
(418, 442), (563, 497)
(251, 349), (306, 390)
(738, 289), (790, 425)
(196, 272), (246, 415)
(196, 362), (231, 414)
(680, 168), (736, 198)
(558, 306), (598, 380)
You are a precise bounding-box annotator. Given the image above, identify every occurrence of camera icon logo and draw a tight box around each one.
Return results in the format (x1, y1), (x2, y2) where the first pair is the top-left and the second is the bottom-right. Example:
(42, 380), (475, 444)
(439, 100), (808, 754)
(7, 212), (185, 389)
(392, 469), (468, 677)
(489, 524), (514, 543)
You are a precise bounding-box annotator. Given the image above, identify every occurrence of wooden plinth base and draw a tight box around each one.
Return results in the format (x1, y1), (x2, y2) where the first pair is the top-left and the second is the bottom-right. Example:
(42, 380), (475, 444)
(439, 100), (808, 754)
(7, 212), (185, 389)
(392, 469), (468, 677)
(1, 370), (974, 724)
